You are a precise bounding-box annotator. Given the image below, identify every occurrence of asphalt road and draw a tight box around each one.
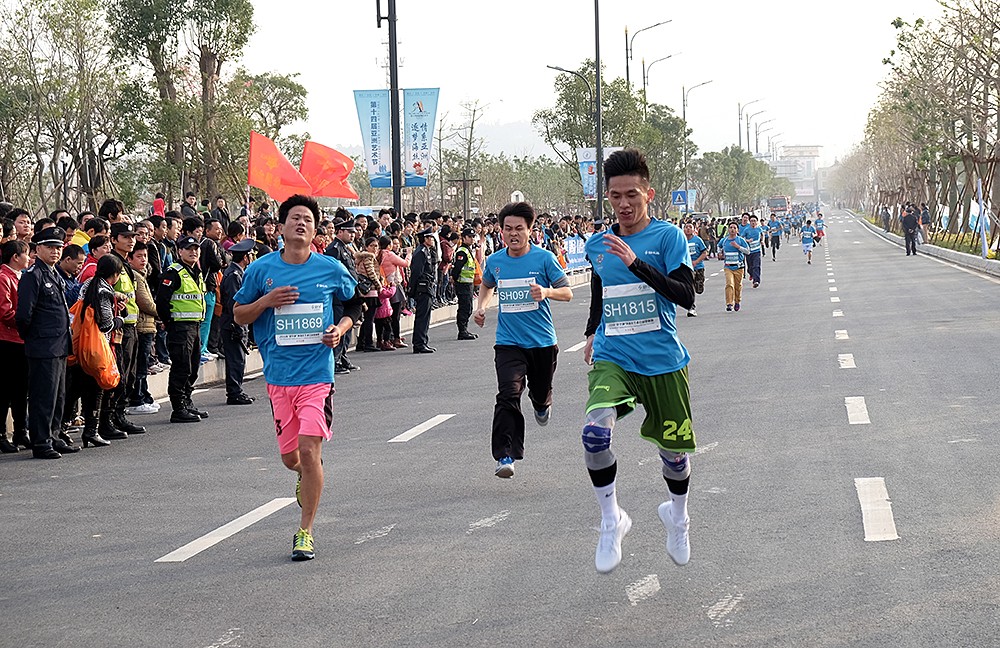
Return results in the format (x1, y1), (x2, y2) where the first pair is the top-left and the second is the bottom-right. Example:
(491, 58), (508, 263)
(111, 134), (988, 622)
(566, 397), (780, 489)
(3, 208), (999, 648)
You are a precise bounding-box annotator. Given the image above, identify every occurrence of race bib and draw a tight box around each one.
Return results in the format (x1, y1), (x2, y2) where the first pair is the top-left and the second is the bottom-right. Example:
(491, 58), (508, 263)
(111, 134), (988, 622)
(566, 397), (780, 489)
(602, 282), (660, 336)
(725, 250), (741, 266)
(498, 277), (538, 313)
(274, 303), (325, 346)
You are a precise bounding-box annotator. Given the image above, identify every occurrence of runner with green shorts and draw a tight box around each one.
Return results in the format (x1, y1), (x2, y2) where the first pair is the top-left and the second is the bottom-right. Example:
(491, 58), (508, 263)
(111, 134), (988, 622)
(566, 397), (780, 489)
(582, 149), (696, 574)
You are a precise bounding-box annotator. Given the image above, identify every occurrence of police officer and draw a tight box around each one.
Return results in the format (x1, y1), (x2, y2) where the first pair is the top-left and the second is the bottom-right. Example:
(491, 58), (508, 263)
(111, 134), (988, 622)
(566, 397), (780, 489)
(409, 228), (438, 354)
(220, 238), (255, 404)
(15, 227), (78, 458)
(450, 228), (478, 341)
(324, 218), (361, 373)
(155, 235), (207, 423)
(106, 222), (146, 436)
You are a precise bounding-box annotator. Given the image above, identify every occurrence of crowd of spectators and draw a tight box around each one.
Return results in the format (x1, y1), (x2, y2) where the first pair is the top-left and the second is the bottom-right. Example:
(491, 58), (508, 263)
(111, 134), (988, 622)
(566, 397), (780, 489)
(0, 195), (603, 458)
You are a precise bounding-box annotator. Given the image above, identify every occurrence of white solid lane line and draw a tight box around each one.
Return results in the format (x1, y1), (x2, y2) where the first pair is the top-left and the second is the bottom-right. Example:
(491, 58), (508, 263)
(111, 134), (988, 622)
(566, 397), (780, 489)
(564, 340), (587, 353)
(845, 397), (870, 424)
(428, 319), (456, 329)
(838, 353), (857, 369)
(835, 330), (849, 340)
(388, 413), (456, 443)
(855, 478), (900, 542)
(155, 497), (297, 563)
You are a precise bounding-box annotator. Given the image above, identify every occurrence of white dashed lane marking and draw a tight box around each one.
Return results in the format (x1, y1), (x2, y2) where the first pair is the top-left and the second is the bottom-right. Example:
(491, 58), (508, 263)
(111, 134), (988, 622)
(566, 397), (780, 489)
(155, 497), (296, 563)
(833, 310), (844, 317)
(855, 477), (900, 541)
(626, 574), (661, 606)
(564, 340), (587, 353)
(388, 414), (456, 443)
(845, 397), (870, 424)
(835, 330), (849, 340)
(831, 297), (841, 303)
(838, 353), (857, 369)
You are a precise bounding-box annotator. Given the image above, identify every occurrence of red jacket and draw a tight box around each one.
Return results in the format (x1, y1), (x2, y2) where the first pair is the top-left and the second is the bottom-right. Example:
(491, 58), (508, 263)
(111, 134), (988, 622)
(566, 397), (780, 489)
(0, 264), (23, 344)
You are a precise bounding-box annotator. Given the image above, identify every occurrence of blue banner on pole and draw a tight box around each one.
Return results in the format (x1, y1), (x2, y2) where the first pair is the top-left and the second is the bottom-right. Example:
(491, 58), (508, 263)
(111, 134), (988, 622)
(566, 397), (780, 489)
(564, 234), (590, 272)
(402, 88), (439, 187)
(354, 90), (392, 188)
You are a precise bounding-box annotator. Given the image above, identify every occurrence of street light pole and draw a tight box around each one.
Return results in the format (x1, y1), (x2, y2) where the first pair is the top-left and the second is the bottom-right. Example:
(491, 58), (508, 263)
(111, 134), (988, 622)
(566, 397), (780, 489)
(625, 20), (671, 88)
(595, 0), (604, 218)
(376, 0), (403, 214)
(746, 110), (765, 156)
(754, 119), (774, 155)
(682, 80), (713, 215)
(737, 98), (761, 150)
(642, 52), (680, 116)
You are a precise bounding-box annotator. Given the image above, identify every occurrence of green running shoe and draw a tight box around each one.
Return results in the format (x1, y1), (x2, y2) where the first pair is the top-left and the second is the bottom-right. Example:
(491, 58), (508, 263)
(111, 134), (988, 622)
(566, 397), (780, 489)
(295, 473), (301, 508)
(292, 528), (315, 561)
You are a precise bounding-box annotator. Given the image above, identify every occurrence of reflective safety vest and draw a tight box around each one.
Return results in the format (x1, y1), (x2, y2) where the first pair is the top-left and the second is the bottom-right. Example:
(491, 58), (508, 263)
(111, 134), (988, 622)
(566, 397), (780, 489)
(456, 245), (475, 283)
(168, 263), (206, 322)
(113, 266), (139, 325)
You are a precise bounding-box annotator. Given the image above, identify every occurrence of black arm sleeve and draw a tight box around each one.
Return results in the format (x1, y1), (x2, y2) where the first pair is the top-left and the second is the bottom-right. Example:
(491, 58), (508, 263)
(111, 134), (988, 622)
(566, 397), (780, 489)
(584, 271), (603, 337)
(155, 271), (179, 323)
(340, 294), (365, 326)
(627, 259), (696, 311)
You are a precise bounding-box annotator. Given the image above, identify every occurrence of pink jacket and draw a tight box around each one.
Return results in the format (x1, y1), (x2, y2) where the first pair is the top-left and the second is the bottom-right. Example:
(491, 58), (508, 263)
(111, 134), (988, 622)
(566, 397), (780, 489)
(378, 250), (409, 284)
(0, 264), (23, 344)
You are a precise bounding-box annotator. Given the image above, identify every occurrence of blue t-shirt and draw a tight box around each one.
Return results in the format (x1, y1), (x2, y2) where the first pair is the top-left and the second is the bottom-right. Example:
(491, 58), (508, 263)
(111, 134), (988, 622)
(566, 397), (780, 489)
(481, 245), (567, 349)
(686, 235), (707, 270)
(783, 219), (791, 232)
(234, 251), (357, 386)
(768, 220), (782, 237)
(721, 236), (749, 269)
(743, 226), (764, 253)
(815, 218), (825, 231)
(585, 220), (691, 377)
(801, 226), (816, 244)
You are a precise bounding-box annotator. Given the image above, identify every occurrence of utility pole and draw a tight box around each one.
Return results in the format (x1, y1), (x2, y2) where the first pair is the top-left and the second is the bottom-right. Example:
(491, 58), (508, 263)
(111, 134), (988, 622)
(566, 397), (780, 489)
(377, 0), (403, 213)
(594, 0), (604, 217)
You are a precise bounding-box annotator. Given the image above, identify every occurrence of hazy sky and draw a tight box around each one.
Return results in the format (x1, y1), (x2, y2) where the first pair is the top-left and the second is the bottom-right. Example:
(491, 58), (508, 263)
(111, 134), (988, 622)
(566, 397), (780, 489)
(241, 0), (944, 167)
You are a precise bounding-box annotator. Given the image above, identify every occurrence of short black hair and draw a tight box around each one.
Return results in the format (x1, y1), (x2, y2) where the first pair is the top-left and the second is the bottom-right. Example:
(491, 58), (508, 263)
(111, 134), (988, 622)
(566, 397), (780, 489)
(227, 221), (245, 238)
(89, 234), (109, 251)
(1, 239), (28, 264)
(182, 216), (205, 234)
(278, 194), (320, 227)
(129, 241), (148, 257)
(603, 148), (650, 188)
(56, 216), (77, 231)
(148, 215), (165, 229)
(498, 202), (536, 229)
(61, 244), (85, 260)
(204, 217), (221, 232)
(97, 199), (121, 221)
(32, 218), (54, 234)
(9, 208), (29, 221)
(76, 210), (94, 225)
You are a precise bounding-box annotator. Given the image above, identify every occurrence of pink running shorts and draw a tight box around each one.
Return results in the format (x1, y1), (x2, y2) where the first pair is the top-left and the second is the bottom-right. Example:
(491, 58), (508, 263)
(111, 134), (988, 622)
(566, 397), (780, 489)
(266, 383), (335, 455)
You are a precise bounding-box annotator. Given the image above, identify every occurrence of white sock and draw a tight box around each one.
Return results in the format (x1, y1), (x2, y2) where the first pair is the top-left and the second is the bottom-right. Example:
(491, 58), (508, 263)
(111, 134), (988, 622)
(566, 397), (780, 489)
(670, 492), (688, 521)
(594, 481), (620, 526)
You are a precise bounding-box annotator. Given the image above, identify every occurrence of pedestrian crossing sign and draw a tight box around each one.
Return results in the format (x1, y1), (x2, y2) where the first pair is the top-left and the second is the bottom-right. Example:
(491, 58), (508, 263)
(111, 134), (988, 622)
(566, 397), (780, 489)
(672, 191), (687, 206)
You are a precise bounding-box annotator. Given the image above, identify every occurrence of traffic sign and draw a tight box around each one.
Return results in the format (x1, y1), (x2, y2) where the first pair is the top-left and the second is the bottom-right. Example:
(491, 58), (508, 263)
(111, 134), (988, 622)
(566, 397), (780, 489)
(672, 190), (687, 206)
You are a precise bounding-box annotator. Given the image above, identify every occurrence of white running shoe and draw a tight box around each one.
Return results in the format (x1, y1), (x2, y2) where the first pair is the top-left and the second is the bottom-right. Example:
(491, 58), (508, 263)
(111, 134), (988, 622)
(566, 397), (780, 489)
(126, 403), (159, 416)
(658, 502), (690, 566)
(594, 510), (632, 573)
(533, 406), (551, 426)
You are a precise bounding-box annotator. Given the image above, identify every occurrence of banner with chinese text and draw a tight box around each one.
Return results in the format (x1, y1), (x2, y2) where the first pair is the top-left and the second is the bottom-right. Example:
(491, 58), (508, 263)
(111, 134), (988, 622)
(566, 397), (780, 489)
(354, 90), (392, 188)
(402, 88), (439, 187)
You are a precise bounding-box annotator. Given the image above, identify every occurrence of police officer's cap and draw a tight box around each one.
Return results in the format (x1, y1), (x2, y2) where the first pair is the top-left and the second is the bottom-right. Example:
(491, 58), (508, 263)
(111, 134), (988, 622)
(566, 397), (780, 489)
(32, 227), (66, 247)
(334, 219), (357, 231)
(417, 227), (435, 238)
(229, 238), (255, 253)
(461, 228), (476, 238)
(110, 222), (137, 237)
(176, 235), (201, 249)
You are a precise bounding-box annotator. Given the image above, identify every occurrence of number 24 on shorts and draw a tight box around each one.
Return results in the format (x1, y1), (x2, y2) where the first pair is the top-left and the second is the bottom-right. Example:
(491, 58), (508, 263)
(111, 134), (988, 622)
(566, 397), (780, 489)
(662, 418), (693, 442)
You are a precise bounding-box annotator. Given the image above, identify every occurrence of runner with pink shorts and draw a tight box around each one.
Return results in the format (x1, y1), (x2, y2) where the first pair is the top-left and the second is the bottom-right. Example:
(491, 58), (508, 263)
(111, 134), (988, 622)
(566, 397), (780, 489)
(234, 195), (362, 561)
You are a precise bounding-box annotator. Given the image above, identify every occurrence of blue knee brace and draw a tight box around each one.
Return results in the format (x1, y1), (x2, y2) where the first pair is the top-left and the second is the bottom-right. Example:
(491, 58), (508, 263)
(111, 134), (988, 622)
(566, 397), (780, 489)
(660, 450), (690, 480)
(582, 424), (612, 453)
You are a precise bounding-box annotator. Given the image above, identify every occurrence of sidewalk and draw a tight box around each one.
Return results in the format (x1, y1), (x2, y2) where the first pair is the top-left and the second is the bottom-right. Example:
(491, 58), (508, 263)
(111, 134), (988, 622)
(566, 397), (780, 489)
(849, 210), (1000, 279)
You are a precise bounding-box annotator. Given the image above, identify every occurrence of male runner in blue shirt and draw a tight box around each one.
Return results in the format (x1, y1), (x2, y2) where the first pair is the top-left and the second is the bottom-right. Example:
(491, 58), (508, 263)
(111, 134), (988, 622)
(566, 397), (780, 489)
(475, 201), (572, 479)
(581, 149), (696, 573)
(800, 220), (817, 265)
(682, 221), (707, 317)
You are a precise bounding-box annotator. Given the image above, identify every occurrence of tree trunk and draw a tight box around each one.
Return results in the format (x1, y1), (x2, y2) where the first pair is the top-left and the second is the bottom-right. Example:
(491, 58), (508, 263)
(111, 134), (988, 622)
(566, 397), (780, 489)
(199, 46), (221, 199)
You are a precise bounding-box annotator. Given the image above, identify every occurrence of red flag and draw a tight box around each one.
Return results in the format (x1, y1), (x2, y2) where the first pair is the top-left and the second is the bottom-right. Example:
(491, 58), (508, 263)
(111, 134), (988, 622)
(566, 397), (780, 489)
(247, 131), (312, 202)
(299, 141), (359, 200)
